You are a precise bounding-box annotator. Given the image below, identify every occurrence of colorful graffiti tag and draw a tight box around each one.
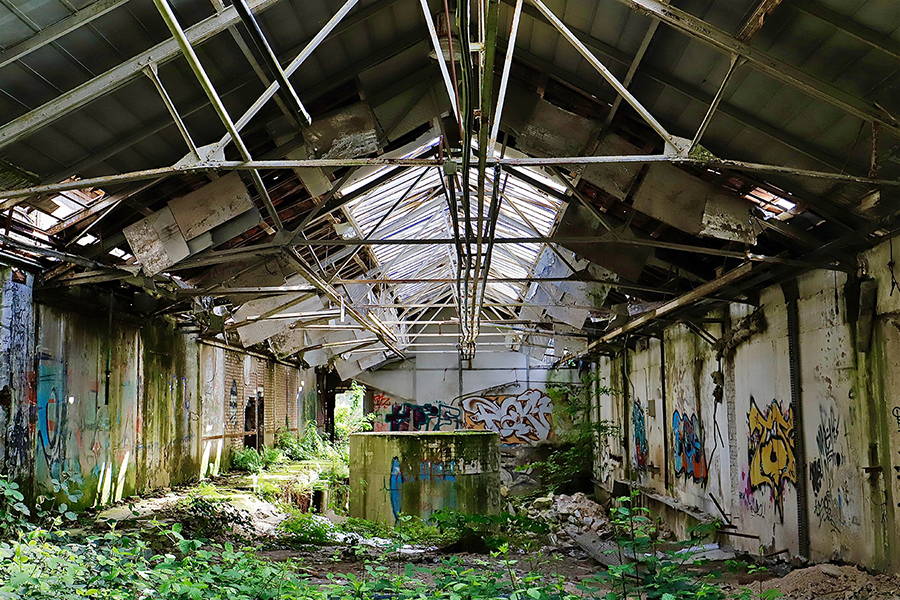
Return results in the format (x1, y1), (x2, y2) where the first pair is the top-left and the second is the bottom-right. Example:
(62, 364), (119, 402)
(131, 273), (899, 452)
(747, 397), (796, 520)
(672, 409), (708, 483)
(36, 355), (67, 475)
(462, 390), (553, 444)
(386, 456), (457, 523)
(808, 404), (851, 531)
(632, 402), (648, 471)
(385, 402), (462, 432)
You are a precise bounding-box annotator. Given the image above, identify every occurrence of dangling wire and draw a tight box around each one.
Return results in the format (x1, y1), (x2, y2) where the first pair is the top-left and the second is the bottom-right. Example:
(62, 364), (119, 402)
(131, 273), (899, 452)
(890, 237), (900, 297)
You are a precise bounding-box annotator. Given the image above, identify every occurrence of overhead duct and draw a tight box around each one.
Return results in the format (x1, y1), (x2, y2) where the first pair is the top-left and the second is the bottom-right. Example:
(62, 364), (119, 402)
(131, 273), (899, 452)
(124, 173), (258, 275)
(555, 202), (652, 282)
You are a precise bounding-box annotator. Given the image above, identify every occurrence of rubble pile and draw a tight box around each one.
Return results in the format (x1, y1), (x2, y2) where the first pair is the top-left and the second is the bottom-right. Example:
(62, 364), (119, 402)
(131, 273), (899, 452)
(526, 492), (608, 541)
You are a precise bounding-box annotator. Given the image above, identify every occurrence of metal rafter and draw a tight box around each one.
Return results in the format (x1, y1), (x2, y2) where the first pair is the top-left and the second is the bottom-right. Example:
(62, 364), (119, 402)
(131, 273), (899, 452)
(612, 0), (900, 137)
(0, 0), (132, 70)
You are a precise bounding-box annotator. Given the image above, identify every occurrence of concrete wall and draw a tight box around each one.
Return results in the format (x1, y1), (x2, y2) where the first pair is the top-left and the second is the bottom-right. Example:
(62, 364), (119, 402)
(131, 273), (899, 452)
(594, 239), (900, 571)
(355, 315), (582, 496)
(349, 431), (500, 524)
(0, 266), (314, 509)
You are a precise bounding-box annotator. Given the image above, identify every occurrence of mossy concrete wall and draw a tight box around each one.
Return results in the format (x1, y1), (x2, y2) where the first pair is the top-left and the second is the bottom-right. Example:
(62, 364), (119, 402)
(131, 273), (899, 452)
(349, 431), (500, 524)
(594, 241), (900, 572)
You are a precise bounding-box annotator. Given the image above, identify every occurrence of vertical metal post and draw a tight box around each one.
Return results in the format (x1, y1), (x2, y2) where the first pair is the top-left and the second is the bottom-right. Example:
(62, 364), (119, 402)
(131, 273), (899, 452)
(783, 279), (810, 558)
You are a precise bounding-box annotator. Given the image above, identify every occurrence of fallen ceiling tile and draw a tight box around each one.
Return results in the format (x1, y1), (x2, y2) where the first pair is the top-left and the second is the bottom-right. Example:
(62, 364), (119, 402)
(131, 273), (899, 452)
(168, 172), (255, 240)
(123, 206), (189, 275)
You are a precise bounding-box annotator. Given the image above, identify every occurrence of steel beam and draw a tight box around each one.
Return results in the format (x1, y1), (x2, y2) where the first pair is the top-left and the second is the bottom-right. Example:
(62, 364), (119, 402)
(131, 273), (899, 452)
(152, 0), (284, 231)
(418, 0), (460, 121)
(210, 0), (361, 155)
(612, 0), (900, 137)
(0, 0), (131, 71)
(689, 54), (744, 152)
(489, 0), (523, 153)
(527, 0), (681, 150)
(0, 0), (286, 150)
(588, 262), (754, 347)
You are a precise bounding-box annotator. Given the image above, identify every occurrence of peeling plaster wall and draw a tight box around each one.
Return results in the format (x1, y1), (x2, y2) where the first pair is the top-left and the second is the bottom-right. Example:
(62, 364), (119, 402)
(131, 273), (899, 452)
(594, 244), (900, 572)
(0, 275), (311, 510)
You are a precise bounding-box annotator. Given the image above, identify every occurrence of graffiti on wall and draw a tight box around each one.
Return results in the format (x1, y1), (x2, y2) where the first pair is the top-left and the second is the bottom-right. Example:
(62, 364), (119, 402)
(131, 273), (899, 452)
(36, 355), (67, 476)
(462, 390), (553, 444)
(384, 402), (462, 432)
(228, 380), (239, 425)
(739, 471), (765, 517)
(373, 391), (391, 412)
(672, 409), (708, 483)
(386, 456), (457, 523)
(892, 406), (900, 432)
(747, 397), (796, 519)
(808, 404), (855, 531)
(632, 402), (648, 471)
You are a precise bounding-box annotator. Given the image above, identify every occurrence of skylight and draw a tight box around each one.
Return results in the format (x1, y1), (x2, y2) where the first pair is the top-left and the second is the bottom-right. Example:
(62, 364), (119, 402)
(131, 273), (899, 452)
(342, 144), (565, 311)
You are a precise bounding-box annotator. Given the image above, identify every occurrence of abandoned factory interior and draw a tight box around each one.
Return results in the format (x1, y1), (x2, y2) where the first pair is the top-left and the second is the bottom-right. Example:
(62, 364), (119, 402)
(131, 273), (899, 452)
(0, 0), (899, 597)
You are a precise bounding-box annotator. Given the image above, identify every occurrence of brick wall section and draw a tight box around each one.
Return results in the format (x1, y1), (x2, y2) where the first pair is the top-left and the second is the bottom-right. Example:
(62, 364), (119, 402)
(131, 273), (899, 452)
(216, 347), (308, 450)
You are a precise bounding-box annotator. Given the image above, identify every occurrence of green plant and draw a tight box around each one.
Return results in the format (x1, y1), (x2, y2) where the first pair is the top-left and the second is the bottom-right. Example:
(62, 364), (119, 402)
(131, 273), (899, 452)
(0, 477), (29, 538)
(528, 372), (618, 494)
(231, 446), (285, 473)
(580, 489), (726, 600)
(278, 509), (334, 545)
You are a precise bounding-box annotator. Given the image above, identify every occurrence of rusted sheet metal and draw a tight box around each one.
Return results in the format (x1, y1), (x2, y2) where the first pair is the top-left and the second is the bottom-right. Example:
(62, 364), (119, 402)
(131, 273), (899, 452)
(503, 87), (601, 158)
(581, 134), (644, 200)
(303, 102), (379, 160)
(633, 163), (756, 244)
(123, 206), (189, 275)
(168, 172), (255, 240)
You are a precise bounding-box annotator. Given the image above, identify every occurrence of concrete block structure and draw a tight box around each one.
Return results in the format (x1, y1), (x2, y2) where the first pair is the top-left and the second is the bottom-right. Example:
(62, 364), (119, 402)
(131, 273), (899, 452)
(349, 431), (500, 524)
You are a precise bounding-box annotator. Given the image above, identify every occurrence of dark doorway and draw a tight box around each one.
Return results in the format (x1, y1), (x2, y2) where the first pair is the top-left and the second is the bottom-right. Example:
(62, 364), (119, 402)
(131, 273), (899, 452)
(243, 396), (263, 450)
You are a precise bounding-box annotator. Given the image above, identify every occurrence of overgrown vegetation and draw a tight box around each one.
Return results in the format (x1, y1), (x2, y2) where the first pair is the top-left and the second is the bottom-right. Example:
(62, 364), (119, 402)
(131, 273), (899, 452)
(582, 490), (783, 600)
(531, 369), (618, 494)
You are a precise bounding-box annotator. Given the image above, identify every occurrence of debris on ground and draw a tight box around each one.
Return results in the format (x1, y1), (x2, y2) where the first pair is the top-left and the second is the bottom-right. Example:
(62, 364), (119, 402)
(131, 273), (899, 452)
(526, 491), (608, 542)
(720, 563), (900, 600)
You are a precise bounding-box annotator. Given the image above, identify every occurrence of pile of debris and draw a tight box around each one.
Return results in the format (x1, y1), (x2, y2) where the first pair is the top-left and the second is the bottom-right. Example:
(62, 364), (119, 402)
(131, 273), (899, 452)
(527, 492), (608, 540)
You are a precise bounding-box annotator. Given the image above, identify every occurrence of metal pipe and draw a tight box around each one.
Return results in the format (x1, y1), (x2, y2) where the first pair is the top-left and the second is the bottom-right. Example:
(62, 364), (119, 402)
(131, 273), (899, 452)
(7, 153), (899, 208)
(232, 0), (311, 125)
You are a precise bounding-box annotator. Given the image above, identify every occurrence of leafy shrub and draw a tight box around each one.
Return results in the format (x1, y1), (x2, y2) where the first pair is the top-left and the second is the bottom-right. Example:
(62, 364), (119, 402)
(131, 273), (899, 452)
(231, 446), (285, 473)
(278, 510), (334, 545)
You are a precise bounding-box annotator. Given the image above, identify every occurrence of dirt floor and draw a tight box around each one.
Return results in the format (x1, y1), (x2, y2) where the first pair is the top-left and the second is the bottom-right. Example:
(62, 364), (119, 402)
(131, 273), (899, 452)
(89, 474), (900, 600)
